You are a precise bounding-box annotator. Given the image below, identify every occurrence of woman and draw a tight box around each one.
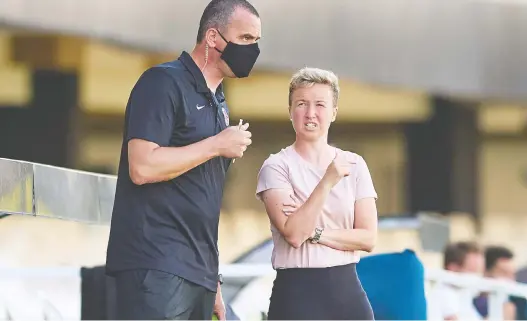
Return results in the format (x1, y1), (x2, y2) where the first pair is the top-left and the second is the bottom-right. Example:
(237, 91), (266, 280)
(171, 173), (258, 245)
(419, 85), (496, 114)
(255, 67), (378, 320)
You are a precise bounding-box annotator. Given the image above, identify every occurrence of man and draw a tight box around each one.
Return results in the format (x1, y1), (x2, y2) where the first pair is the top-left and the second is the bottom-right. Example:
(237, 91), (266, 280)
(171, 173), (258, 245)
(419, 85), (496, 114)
(517, 266), (527, 285)
(105, 0), (261, 320)
(516, 266), (527, 319)
(473, 246), (520, 320)
(428, 241), (485, 320)
(484, 246), (516, 280)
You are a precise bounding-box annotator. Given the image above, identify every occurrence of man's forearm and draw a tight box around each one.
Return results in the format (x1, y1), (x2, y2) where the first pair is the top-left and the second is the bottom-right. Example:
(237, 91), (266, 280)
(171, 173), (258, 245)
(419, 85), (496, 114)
(281, 180), (332, 247)
(318, 228), (376, 252)
(132, 136), (219, 184)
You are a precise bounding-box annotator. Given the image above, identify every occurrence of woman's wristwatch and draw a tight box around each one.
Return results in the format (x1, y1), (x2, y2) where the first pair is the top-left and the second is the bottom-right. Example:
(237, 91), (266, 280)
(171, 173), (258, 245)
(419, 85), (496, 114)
(310, 227), (324, 244)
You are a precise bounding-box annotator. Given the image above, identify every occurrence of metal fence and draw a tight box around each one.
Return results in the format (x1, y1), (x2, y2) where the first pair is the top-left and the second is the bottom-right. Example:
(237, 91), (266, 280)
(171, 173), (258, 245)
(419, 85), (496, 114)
(0, 158), (115, 225)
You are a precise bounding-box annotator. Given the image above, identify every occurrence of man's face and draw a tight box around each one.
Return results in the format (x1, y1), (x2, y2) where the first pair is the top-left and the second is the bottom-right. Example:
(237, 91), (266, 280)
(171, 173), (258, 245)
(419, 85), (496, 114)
(448, 252), (485, 275)
(214, 7), (261, 77)
(488, 258), (516, 281)
(461, 252), (485, 275)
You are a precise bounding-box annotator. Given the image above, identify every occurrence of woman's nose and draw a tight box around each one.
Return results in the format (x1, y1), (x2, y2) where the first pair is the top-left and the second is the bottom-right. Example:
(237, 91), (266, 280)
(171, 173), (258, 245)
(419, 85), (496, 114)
(305, 105), (316, 118)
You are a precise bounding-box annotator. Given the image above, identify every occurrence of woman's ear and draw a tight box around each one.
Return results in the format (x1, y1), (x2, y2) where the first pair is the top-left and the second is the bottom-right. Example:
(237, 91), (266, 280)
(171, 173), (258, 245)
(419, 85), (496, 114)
(331, 106), (338, 122)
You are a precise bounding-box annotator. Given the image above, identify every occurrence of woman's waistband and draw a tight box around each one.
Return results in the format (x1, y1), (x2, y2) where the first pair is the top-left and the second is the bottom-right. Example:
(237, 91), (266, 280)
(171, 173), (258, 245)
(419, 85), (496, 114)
(275, 262), (357, 277)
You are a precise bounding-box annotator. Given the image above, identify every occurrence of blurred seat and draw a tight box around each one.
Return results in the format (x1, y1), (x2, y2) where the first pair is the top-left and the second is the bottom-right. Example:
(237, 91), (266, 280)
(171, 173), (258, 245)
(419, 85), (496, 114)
(357, 249), (427, 320)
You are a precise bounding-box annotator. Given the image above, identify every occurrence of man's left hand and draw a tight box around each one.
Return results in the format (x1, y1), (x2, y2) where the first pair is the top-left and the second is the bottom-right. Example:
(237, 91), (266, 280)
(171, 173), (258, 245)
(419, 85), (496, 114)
(213, 285), (226, 321)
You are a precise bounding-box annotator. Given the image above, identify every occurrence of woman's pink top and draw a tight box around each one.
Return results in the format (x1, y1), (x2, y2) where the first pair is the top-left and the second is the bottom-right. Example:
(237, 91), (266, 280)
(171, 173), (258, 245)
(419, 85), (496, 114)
(256, 145), (377, 269)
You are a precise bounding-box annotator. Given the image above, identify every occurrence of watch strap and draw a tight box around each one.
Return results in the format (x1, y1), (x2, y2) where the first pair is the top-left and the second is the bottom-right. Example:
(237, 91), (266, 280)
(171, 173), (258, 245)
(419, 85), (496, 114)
(311, 227), (324, 244)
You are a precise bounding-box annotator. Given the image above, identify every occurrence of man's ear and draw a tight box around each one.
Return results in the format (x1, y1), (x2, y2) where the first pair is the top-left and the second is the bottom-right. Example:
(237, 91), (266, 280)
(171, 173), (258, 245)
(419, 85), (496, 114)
(205, 28), (219, 49)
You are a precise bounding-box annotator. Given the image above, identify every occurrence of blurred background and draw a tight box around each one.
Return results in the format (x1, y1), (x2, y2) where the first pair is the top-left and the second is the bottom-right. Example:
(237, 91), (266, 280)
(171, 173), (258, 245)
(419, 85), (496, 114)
(0, 0), (526, 319)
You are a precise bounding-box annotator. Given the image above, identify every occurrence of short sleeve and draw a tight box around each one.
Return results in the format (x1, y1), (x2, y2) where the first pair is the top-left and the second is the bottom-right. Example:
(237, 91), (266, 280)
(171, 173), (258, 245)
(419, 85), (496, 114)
(428, 285), (460, 318)
(125, 68), (177, 146)
(355, 156), (378, 200)
(255, 157), (293, 201)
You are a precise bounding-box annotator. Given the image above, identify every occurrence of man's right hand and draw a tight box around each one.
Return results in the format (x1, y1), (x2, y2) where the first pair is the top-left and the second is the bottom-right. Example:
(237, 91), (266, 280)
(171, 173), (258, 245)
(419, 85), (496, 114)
(214, 123), (252, 159)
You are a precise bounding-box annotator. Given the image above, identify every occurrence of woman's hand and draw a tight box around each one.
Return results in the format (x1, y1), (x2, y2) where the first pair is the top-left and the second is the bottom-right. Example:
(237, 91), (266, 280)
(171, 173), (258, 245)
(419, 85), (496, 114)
(282, 194), (300, 216)
(322, 151), (356, 188)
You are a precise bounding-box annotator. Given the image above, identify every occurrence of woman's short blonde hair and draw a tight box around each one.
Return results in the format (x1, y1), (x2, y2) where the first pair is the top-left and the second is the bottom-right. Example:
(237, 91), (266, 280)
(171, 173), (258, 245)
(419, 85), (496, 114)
(288, 67), (340, 108)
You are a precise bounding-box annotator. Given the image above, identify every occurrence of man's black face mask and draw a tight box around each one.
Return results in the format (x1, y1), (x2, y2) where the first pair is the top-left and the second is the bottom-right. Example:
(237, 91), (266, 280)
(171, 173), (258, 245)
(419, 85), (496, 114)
(214, 31), (260, 78)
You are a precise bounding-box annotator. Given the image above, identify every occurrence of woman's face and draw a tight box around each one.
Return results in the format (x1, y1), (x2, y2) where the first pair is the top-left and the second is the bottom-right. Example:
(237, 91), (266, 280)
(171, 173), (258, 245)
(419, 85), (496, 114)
(289, 84), (337, 141)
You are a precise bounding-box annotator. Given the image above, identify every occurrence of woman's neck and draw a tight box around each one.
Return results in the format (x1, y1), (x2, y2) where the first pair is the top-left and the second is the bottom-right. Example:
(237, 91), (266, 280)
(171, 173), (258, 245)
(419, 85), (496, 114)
(293, 138), (335, 168)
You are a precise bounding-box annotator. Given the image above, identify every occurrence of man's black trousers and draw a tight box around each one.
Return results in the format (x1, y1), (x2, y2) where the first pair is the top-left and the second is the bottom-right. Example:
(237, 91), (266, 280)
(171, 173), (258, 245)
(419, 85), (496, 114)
(114, 269), (216, 320)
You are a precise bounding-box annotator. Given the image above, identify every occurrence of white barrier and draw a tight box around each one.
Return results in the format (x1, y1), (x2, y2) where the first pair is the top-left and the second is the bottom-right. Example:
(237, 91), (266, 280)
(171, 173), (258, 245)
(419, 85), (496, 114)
(1, 264), (527, 320)
(426, 269), (527, 320)
(218, 263), (527, 320)
(0, 266), (81, 320)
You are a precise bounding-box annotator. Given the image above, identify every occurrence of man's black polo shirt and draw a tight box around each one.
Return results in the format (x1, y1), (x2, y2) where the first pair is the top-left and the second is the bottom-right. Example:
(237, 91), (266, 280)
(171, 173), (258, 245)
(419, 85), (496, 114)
(105, 52), (231, 292)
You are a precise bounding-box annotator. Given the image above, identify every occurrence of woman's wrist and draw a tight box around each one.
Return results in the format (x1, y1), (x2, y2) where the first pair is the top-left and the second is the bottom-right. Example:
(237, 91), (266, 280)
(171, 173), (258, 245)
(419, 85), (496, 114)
(309, 227), (324, 244)
(317, 176), (334, 194)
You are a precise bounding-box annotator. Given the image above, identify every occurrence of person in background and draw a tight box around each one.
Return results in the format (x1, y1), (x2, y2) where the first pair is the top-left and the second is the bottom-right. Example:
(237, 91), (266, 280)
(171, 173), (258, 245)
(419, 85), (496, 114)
(256, 67), (378, 320)
(517, 266), (527, 285)
(473, 246), (520, 320)
(515, 266), (527, 320)
(105, 0), (261, 319)
(428, 241), (485, 320)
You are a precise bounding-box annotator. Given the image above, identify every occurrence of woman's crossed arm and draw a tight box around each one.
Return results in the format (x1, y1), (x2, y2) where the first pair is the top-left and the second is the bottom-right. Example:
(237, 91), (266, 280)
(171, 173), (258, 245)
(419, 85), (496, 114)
(317, 197), (378, 252)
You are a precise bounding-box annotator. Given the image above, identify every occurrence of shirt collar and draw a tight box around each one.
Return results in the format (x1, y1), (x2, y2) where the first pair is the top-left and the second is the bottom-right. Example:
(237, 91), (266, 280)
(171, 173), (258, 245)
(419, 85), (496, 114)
(179, 51), (224, 96)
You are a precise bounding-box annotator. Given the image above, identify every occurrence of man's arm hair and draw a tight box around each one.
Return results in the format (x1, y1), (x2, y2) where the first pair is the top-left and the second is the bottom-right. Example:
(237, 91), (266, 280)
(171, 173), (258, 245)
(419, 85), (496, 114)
(128, 138), (218, 185)
(125, 67), (219, 185)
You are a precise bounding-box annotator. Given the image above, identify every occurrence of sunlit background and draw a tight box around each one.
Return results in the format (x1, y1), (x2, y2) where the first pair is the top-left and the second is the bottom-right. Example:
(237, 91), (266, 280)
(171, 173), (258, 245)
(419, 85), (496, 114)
(0, 0), (526, 320)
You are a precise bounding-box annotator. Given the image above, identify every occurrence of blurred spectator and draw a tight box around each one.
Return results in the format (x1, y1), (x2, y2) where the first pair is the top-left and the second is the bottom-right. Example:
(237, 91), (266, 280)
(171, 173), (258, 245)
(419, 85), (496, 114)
(485, 246), (515, 280)
(429, 241), (485, 320)
(473, 246), (523, 320)
(516, 266), (527, 320)
(517, 266), (527, 284)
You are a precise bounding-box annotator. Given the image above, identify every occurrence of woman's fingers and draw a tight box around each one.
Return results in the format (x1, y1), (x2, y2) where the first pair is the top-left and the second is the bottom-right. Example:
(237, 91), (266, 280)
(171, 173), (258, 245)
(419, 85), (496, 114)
(283, 194), (301, 216)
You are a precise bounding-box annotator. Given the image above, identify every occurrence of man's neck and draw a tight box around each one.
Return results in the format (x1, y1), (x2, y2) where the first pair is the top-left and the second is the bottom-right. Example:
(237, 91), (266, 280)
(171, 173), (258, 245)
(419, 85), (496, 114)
(190, 48), (224, 93)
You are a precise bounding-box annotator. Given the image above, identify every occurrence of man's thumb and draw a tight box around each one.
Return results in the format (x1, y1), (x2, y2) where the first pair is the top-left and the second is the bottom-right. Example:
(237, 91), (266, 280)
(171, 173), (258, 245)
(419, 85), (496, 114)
(240, 122), (250, 131)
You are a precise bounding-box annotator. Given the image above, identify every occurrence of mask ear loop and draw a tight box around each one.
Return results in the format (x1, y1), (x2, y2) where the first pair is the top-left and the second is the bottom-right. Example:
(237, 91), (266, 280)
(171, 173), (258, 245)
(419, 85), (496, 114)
(201, 43), (209, 73)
